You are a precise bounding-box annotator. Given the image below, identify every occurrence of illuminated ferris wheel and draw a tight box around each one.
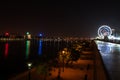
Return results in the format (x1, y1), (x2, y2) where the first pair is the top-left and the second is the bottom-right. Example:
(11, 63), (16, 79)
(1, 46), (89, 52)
(98, 25), (112, 38)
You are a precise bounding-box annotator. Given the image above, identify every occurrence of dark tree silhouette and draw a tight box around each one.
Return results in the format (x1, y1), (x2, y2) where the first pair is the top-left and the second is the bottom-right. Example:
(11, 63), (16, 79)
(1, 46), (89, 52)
(70, 49), (80, 61)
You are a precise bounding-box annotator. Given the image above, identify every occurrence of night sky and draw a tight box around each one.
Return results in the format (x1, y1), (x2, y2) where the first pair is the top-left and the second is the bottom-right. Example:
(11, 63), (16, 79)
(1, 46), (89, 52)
(0, 1), (120, 37)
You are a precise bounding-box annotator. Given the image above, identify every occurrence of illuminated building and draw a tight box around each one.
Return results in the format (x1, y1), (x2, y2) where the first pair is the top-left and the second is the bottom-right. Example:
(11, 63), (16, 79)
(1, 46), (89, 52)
(26, 32), (32, 40)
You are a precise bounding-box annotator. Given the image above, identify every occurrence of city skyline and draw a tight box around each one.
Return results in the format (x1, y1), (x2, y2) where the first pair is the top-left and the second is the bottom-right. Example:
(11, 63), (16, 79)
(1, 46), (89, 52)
(0, 1), (120, 37)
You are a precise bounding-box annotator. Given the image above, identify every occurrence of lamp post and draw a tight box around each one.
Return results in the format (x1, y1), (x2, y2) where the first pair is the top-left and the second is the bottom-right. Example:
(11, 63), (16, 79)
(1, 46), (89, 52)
(27, 62), (32, 80)
(57, 50), (65, 80)
(62, 50), (65, 72)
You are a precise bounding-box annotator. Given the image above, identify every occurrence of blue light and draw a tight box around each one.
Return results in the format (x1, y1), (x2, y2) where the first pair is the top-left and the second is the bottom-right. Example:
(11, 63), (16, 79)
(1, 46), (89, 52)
(39, 33), (43, 37)
(38, 39), (42, 55)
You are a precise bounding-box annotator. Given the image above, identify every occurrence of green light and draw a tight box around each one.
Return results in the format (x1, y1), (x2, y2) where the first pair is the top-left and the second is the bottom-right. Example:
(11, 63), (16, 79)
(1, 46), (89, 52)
(26, 40), (30, 59)
(26, 32), (30, 35)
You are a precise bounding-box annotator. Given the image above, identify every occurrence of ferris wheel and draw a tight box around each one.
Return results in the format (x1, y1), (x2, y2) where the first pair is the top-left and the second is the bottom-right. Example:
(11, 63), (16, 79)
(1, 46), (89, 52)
(98, 25), (112, 38)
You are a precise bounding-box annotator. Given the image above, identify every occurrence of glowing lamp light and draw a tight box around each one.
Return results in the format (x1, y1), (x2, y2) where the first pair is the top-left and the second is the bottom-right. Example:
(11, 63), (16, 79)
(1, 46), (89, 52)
(62, 51), (65, 54)
(5, 32), (9, 36)
(27, 34), (31, 39)
(27, 62), (32, 69)
(27, 62), (32, 80)
(26, 32), (31, 39)
(39, 33), (43, 37)
(26, 32), (30, 35)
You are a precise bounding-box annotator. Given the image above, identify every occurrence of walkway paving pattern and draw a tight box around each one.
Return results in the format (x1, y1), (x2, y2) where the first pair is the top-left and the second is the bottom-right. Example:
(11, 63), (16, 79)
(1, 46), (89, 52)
(9, 41), (108, 80)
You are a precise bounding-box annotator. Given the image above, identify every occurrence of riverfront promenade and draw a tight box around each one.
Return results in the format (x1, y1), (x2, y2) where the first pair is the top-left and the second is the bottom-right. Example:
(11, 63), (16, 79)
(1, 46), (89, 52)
(9, 40), (108, 80)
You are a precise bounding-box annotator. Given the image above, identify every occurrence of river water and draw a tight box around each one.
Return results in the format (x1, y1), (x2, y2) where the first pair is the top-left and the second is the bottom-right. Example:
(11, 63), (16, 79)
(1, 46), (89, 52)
(95, 40), (120, 80)
(0, 39), (69, 79)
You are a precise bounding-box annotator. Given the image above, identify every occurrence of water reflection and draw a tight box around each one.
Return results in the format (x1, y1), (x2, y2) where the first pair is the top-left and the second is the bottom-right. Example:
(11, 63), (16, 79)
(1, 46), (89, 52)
(26, 40), (31, 59)
(96, 40), (120, 54)
(98, 43), (112, 56)
(95, 40), (120, 80)
(38, 39), (43, 55)
(4, 42), (9, 58)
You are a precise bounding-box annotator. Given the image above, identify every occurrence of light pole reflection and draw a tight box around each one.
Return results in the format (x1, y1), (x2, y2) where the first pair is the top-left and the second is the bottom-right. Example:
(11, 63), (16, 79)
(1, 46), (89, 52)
(38, 39), (43, 55)
(4, 42), (9, 58)
(26, 40), (31, 59)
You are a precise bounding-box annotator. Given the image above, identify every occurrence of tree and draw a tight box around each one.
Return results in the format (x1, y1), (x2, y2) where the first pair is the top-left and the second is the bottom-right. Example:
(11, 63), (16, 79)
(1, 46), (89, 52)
(70, 49), (80, 61)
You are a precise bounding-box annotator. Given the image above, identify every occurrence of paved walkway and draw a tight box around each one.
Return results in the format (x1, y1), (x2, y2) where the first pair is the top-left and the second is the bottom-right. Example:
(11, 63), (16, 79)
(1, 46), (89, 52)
(9, 41), (108, 80)
(9, 59), (93, 80)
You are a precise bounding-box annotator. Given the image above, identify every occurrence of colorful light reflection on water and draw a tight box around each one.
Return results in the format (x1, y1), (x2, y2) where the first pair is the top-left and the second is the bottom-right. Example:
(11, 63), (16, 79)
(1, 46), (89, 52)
(4, 42), (9, 58)
(38, 39), (42, 55)
(26, 40), (31, 59)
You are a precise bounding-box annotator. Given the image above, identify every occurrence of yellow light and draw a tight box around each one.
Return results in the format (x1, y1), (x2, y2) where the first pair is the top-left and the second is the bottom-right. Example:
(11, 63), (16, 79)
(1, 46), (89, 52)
(62, 51), (65, 54)
(27, 34), (31, 39)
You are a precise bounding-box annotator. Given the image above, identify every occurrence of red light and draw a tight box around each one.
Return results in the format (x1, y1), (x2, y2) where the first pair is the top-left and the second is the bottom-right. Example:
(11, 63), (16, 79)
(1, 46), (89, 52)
(5, 43), (9, 58)
(5, 32), (9, 36)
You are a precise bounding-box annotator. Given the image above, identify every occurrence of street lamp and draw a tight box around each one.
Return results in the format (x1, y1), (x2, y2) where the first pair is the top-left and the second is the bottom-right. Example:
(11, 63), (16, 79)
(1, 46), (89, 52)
(27, 62), (32, 80)
(62, 50), (65, 72)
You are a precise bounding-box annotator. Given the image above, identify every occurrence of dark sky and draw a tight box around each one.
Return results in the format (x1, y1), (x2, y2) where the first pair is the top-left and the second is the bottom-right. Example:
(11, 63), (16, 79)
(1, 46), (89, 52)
(0, 1), (120, 37)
